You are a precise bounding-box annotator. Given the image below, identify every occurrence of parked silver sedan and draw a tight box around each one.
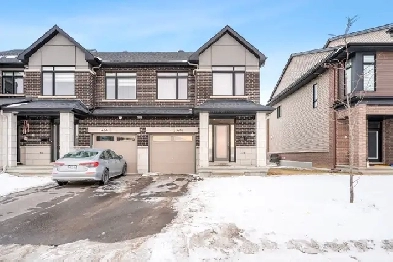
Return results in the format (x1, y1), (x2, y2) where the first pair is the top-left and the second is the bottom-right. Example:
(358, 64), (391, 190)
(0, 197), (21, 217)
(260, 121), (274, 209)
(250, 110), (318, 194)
(52, 148), (127, 186)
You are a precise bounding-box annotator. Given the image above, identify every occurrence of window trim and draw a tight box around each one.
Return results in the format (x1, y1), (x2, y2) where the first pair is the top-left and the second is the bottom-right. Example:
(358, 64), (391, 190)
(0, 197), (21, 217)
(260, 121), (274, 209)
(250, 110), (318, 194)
(277, 106), (281, 119)
(312, 83), (318, 108)
(156, 72), (188, 100)
(41, 66), (75, 96)
(105, 72), (137, 100)
(2, 71), (24, 94)
(212, 66), (245, 96)
(362, 54), (376, 92)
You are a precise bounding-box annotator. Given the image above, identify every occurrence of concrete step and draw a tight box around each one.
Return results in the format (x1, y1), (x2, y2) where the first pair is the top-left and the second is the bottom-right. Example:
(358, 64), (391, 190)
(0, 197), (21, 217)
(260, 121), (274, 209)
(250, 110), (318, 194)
(198, 166), (268, 176)
(6, 165), (53, 176)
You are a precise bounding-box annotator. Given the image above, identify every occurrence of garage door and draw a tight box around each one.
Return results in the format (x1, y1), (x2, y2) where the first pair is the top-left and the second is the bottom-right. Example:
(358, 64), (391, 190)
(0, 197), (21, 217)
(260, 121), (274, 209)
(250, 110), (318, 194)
(93, 134), (137, 174)
(150, 134), (195, 174)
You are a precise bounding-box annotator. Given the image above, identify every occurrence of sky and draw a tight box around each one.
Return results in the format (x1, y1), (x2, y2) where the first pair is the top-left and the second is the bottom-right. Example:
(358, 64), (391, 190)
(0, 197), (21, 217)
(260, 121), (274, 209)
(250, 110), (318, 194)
(0, 0), (392, 104)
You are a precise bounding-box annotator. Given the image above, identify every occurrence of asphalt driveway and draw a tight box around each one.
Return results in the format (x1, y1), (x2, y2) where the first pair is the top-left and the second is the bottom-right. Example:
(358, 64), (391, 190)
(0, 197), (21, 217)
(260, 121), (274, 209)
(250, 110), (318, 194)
(0, 175), (190, 246)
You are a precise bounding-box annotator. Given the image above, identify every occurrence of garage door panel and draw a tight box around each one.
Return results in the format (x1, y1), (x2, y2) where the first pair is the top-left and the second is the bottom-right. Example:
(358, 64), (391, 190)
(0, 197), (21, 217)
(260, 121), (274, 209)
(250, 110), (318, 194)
(93, 134), (137, 174)
(150, 134), (195, 174)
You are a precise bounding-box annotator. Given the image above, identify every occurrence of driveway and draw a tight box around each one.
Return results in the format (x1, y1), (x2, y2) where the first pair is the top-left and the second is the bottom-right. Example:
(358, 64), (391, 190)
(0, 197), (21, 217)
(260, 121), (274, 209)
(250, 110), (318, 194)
(0, 175), (190, 246)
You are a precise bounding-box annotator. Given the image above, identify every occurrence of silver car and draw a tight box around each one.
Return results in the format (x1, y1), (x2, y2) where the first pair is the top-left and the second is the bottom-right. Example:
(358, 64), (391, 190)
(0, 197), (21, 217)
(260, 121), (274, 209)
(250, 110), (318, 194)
(52, 148), (127, 186)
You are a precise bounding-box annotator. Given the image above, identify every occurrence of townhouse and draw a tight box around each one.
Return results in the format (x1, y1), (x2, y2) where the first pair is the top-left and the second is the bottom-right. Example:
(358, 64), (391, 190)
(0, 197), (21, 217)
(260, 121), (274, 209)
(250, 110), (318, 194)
(267, 23), (393, 171)
(0, 24), (273, 175)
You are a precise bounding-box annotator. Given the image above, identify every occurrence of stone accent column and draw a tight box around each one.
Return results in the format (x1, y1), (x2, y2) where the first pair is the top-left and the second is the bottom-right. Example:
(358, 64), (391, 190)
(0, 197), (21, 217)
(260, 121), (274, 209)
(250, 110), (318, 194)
(137, 146), (148, 174)
(60, 112), (74, 158)
(355, 105), (367, 169)
(199, 112), (209, 168)
(3, 112), (18, 167)
(256, 112), (267, 167)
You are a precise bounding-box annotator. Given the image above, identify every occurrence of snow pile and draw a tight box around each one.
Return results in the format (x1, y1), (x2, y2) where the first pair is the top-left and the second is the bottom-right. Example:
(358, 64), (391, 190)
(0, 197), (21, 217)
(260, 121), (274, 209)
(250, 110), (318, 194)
(0, 173), (53, 197)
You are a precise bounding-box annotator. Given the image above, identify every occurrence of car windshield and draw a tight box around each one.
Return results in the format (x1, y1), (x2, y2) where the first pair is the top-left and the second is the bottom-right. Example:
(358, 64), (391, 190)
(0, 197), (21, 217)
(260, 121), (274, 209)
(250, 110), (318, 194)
(63, 151), (99, 158)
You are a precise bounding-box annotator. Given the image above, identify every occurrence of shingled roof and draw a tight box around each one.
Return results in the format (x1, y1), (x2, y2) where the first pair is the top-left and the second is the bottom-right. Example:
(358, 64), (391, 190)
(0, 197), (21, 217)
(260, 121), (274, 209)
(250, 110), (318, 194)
(94, 51), (193, 64)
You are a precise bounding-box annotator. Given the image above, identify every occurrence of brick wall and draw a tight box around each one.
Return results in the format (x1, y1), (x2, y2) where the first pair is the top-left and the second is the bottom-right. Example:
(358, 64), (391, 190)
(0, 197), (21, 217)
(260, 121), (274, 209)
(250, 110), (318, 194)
(24, 71), (41, 97)
(336, 119), (349, 165)
(19, 118), (51, 146)
(383, 119), (393, 165)
(236, 116), (255, 146)
(195, 71), (212, 105)
(245, 72), (260, 103)
(75, 72), (95, 108)
(95, 65), (196, 107)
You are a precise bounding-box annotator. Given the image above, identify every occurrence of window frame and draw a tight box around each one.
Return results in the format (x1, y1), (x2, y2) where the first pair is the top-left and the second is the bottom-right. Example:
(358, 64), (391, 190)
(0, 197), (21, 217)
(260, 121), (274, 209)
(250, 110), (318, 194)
(362, 54), (376, 92)
(344, 59), (352, 95)
(41, 66), (75, 96)
(1, 71), (24, 94)
(105, 72), (137, 100)
(212, 66), (245, 96)
(277, 106), (281, 119)
(312, 83), (318, 108)
(156, 72), (188, 100)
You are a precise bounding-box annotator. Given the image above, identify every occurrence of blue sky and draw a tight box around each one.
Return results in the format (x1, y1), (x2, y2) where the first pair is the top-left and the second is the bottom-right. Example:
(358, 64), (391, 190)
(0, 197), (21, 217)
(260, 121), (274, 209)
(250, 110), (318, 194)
(0, 0), (392, 103)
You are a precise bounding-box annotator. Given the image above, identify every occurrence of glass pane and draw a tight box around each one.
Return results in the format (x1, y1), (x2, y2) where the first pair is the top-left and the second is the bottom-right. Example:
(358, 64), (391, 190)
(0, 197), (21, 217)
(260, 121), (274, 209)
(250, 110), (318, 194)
(106, 78), (116, 99)
(14, 72), (24, 77)
(173, 135), (193, 142)
(367, 131), (378, 159)
(106, 73), (116, 77)
(213, 73), (232, 96)
(214, 125), (229, 160)
(42, 66), (54, 71)
(152, 135), (172, 142)
(117, 136), (136, 141)
(54, 73), (75, 95)
(42, 73), (53, 95)
(178, 78), (188, 99)
(2, 77), (13, 94)
(230, 124), (235, 162)
(209, 124), (213, 162)
(118, 78), (136, 99)
(345, 68), (351, 94)
(117, 72), (136, 77)
(15, 77), (24, 94)
(234, 73), (244, 96)
(212, 67), (233, 71)
(363, 64), (375, 91)
(364, 55), (375, 63)
(157, 78), (176, 99)
(96, 136), (114, 141)
(157, 72), (177, 77)
(234, 66), (245, 71)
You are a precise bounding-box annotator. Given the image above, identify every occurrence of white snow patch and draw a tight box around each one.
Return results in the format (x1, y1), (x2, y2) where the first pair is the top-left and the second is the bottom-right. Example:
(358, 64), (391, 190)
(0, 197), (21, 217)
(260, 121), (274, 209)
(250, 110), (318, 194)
(142, 172), (160, 177)
(0, 173), (53, 197)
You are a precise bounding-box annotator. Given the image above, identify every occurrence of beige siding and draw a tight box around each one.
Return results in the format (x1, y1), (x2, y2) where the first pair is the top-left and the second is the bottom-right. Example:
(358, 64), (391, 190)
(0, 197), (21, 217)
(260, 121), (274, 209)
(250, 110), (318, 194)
(29, 34), (89, 69)
(327, 29), (393, 47)
(269, 72), (330, 153)
(273, 50), (334, 99)
(199, 33), (259, 71)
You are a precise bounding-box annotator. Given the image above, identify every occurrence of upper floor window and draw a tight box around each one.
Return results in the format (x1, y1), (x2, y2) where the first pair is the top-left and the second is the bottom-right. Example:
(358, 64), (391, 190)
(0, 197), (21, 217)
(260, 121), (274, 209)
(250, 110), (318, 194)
(277, 106), (281, 118)
(363, 54), (375, 91)
(345, 59), (352, 94)
(105, 72), (136, 100)
(157, 72), (188, 100)
(42, 66), (75, 96)
(212, 67), (244, 96)
(2, 71), (24, 94)
(312, 83), (318, 108)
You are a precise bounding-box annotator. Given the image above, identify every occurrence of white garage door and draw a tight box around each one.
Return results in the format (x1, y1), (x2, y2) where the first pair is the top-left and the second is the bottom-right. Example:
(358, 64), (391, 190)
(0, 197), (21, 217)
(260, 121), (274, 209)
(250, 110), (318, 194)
(93, 134), (137, 174)
(150, 134), (195, 174)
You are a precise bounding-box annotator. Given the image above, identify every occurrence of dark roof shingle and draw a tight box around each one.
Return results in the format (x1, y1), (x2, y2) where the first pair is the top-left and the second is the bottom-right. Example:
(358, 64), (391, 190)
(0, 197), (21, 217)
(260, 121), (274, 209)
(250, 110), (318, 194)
(194, 99), (274, 114)
(92, 107), (193, 116)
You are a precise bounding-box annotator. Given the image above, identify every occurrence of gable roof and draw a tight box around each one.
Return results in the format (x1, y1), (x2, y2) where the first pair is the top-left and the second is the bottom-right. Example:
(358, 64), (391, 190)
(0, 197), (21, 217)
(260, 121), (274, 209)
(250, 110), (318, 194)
(324, 23), (393, 48)
(268, 47), (337, 103)
(188, 25), (266, 66)
(17, 25), (98, 64)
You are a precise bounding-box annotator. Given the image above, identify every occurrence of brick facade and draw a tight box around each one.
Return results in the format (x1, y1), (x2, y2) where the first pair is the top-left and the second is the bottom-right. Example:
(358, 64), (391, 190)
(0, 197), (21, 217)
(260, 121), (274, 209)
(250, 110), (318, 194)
(383, 119), (393, 165)
(75, 72), (95, 108)
(24, 71), (41, 97)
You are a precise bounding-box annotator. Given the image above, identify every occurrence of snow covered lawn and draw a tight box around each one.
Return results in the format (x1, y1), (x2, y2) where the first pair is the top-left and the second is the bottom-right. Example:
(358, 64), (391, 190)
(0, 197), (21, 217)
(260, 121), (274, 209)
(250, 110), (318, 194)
(0, 173), (53, 197)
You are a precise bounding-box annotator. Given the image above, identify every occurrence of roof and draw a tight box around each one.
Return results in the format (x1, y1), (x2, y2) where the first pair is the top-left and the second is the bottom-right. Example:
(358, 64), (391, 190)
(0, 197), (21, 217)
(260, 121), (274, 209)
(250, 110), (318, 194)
(1, 99), (90, 114)
(324, 23), (393, 48)
(17, 25), (97, 64)
(0, 97), (30, 107)
(188, 25), (266, 66)
(95, 51), (193, 64)
(194, 99), (274, 114)
(92, 107), (193, 116)
(0, 49), (24, 64)
(268, 47), (337, 103)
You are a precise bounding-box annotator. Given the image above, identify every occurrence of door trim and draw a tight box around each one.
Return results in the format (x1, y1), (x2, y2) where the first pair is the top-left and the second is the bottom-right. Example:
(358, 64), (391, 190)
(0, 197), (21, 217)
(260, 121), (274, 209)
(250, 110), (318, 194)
(368, 130), (379, 160)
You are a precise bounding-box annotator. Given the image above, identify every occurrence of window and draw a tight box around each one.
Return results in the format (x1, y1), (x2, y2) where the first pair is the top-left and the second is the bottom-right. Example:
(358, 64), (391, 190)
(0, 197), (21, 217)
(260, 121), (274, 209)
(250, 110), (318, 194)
(96, 136), (114, 141)
(173, 135), (193, 142)
(74, 122), (79, 146)
(42, 66), (75, 96)
(277, 106), (281, 118)
(152, 135), (172, 142)
(2, 71), (24, 94)
(363, 55), (375, 91)
(157, 72), (188, 99)
(105, 72), (136, 100)
(212, 67), (244, 96)
(312, 84), (318, 108)
(345, 59), (352, 94)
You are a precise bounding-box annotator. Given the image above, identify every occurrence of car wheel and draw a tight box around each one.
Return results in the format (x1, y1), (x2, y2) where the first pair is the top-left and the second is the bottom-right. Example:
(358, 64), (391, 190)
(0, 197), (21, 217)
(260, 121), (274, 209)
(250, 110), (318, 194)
(57, 181), (68, 186)
(99, 169), (110, 185)
(121, 164), (127, 176)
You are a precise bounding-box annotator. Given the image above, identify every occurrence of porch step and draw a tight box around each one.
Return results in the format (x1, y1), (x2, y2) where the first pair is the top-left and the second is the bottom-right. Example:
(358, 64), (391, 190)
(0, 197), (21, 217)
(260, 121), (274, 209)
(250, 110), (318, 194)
(6, 165), (53, 176)
(198, 166), (268, 176)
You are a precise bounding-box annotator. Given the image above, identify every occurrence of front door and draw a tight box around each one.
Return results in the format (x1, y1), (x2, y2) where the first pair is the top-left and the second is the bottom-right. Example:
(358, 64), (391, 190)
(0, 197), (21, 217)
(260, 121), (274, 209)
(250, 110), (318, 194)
(214, 125), (230, 161)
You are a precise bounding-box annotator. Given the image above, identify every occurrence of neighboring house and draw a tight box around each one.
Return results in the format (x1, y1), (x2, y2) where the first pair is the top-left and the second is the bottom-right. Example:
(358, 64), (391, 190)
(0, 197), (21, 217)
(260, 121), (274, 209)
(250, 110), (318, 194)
(0, 25), (273, 175)
(267, 23), (393, 170)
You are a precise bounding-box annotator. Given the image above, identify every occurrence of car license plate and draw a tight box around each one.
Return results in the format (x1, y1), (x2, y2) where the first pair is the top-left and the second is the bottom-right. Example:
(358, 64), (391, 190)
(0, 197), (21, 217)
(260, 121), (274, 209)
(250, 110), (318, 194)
(68, 165), (77, 170)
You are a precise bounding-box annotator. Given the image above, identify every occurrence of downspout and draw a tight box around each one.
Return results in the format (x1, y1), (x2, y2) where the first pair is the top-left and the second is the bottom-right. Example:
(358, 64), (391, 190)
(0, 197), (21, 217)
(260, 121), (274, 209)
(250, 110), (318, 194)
(188, 61), (199, 107)
(1, 110), (8, 173)
(332, 68), (337, 169)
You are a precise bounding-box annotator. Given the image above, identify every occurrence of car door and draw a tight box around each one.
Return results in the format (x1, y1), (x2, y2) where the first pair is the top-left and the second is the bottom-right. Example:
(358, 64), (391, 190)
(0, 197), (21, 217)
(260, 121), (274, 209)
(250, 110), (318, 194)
(109, 150), (121, 175)
(102, 150), (115, 176)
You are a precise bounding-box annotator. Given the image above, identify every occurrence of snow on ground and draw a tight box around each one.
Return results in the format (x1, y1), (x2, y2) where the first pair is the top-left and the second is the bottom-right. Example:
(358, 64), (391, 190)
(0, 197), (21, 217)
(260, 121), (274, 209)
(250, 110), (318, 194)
(1, 175), (393, 261)
(0, 173), (53, 197)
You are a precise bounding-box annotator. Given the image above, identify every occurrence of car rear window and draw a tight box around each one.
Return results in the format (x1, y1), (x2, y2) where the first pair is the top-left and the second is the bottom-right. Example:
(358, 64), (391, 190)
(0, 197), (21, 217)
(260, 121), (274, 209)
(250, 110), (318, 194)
(63, 151), (99, 158)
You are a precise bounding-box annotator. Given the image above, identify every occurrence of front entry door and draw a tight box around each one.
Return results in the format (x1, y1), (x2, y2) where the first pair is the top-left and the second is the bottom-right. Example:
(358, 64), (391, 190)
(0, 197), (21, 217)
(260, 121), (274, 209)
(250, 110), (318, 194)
(368, 130), (381, 162)
(214, 125), (230, 161)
